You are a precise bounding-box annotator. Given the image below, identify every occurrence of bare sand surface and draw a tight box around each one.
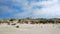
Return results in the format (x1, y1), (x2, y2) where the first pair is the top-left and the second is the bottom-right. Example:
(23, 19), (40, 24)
(0, 23), (60, 34)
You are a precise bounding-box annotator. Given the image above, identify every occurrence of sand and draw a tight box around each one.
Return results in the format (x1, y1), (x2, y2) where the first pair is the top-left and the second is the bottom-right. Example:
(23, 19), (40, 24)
(0, 23), (60, 34)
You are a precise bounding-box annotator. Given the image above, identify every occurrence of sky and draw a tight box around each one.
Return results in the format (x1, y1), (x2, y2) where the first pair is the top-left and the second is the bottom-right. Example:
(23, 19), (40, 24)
(0, 0), (60, 19)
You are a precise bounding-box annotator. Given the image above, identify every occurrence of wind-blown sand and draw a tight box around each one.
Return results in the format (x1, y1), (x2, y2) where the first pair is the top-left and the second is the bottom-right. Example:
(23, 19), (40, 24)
(0, 23), (60, 34)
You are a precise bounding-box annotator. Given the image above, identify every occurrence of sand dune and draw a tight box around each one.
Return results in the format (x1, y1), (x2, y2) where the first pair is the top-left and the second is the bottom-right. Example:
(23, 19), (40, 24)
(0, 24), (60, 34)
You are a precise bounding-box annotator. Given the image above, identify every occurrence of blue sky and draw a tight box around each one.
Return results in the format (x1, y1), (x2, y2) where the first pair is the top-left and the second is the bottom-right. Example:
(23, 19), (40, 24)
(0, 0), (60, 19)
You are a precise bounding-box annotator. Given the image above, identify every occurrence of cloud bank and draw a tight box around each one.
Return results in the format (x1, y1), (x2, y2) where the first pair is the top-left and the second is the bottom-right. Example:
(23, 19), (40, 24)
(0, 0), (60, 18)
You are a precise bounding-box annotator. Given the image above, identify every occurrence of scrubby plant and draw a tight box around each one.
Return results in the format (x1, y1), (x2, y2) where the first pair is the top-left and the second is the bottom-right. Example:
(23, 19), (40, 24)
(16, 26), (19, 28)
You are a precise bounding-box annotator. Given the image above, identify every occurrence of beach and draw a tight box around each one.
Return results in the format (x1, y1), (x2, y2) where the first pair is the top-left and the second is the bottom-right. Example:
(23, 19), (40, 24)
(0, 23), (60, 34)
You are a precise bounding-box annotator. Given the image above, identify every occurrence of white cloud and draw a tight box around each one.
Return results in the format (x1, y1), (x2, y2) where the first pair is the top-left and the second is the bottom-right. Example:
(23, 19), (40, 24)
(1, 0), (60, 18)
(31, 0), (60, 18)
(15, 0), (60, 18)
